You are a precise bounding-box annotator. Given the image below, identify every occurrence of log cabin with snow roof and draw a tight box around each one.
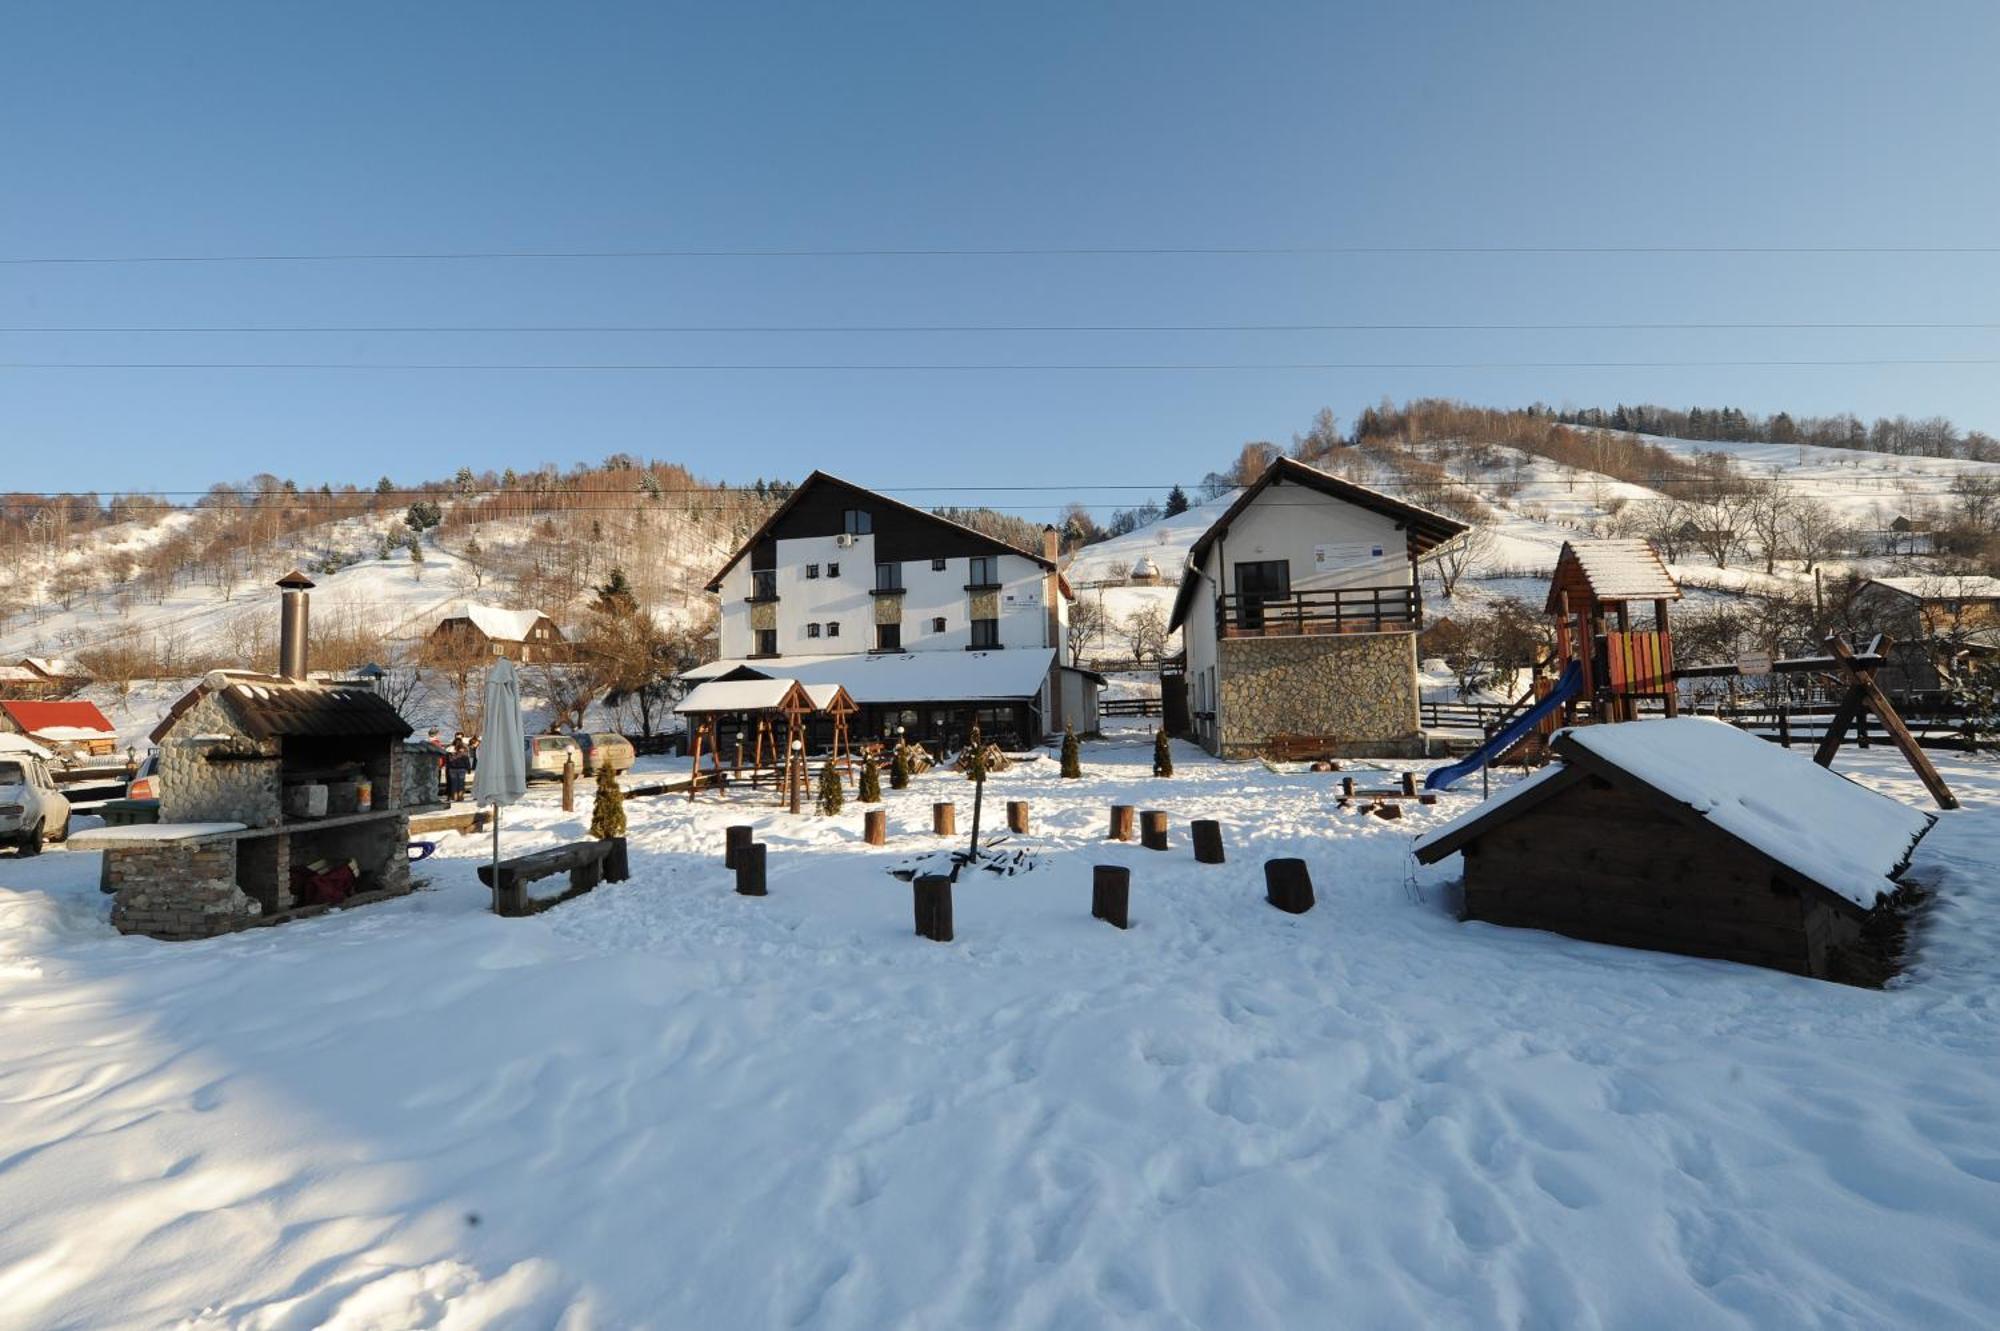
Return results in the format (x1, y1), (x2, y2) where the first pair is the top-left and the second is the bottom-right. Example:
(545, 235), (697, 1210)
(700, 471), (1100, 748)
(1166, 458), (1467, 758)
(429, 602), (568, 664)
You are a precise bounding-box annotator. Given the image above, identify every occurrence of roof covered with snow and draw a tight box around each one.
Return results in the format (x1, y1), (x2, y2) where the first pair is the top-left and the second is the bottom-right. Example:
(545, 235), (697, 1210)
(1865, 575), (2000, 602)
(0, 732), (54, 760)
(1417, 717), (1934, 911)
(1545, 539), (1681, 613)
(675, 678), (803, 715)
(441, 602), (554, 642)
(682, 649), (1058, 705)
(0, 699), (115, 738)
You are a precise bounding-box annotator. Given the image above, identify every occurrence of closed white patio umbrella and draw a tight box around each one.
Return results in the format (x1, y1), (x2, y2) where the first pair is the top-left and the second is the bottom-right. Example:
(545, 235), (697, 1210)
(472, 657), (528, 911)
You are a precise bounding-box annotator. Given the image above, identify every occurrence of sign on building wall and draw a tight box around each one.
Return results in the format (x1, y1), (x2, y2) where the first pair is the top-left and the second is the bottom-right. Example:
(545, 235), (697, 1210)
(1313, 541), (1387, 571)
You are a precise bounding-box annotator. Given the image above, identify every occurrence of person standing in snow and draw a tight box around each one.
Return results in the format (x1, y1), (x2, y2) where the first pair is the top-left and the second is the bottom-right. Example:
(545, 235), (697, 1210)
(445, 740), (471, 802)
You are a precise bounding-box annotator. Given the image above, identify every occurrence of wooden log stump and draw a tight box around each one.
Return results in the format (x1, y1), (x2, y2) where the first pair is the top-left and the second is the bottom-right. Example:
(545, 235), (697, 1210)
(725, 824), (753, 869)
(1371, 802), (1403, 821)
(1418, 793), (1438, 806)
(1108, 804), (1135, 841)
(1400, 771), (1419, 797)
(932, 802), (957, 836)
(561, 758), (577, 813)
(1139, 809), (1169, 851)
(1190, 819), (1225, 864)
(863, 808), (887, 846)
(913, 873), (954, 942)
(1091, 865), (1131, 929)
(1340, 777), (1356, 800)
(605, 836), (630, 882)
(1006, 800), (1030, 834)
(1264, 857), (1315, 914)
(735, 842), (767, 897)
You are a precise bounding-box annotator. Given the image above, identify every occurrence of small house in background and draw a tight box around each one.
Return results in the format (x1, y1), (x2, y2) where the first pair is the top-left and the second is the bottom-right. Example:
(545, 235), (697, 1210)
(1415, 718), (1935, 982)
(430, 602), (568, 663)
(1852, 575), (2000, 691)
(0, 657), (87, 700)
(1167, 457), (1467, 758)
(0, 699), (117, 759)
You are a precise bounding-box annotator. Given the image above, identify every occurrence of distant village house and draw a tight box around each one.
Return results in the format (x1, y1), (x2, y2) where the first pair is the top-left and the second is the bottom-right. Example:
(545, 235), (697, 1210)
(0, 699), (118, 760)
(429, 603), (568, 664)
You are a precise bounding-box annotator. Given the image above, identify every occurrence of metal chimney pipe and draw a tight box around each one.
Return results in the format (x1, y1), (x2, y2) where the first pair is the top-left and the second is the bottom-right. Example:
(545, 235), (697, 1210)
(276, 570), (315, 679)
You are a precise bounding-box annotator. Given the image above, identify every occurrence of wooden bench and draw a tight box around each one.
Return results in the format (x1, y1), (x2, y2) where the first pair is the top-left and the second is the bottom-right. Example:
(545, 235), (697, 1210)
(477, 837), (630, 916)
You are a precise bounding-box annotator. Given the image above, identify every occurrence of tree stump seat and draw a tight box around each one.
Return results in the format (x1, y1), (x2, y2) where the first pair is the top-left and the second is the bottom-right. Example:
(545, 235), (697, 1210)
(478, 837), (629, 916)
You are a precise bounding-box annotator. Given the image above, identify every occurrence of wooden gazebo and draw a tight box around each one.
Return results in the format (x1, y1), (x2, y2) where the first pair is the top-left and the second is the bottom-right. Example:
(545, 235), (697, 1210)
(675, 676), (857, 807)
(1546, 539), (1682, 723)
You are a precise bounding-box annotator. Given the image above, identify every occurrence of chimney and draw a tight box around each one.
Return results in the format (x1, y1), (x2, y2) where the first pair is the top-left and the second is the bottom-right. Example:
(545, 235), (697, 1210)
(276, 570), (315, 680)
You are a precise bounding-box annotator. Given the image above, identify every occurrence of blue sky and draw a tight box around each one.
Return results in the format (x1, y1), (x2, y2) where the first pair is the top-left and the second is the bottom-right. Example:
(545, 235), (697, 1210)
(5, 2), (1999, 516)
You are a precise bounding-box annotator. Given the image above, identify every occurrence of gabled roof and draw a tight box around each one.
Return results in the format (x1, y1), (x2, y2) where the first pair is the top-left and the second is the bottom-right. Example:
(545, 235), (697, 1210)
(1168, 459), (1467, 630)
(438, 602), (557, 642)
(1544, 539), (1680, 613)
(151, 671), (413, 745)
(680, 648), (1060, 705)
(1415, 718), (1934, 914)
(0, 699), (115, 738)
(703, 471), (1056, 593)
(1864, 575), (2000, 602)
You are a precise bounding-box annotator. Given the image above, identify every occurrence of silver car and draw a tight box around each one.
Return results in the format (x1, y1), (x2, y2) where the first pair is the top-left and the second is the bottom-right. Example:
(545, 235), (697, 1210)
(526, 733), (587, 782)
(0, 750), (72, 855)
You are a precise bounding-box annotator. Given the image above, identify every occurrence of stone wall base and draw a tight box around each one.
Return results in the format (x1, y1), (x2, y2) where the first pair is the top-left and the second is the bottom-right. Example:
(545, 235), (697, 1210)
(1215, 631), (1421, 755)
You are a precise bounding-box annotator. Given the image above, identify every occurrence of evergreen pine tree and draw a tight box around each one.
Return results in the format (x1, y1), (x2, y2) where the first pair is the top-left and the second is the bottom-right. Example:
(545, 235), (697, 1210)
(588, 759), (626, 838)
(1163, 485), (1190, 516)
(859, 752), (882, 802)
(1153, 727), (1174, 777)
(817, 759), (844, 816)
(1060, 723), (1082, 779)
(890, 742), (911, 790)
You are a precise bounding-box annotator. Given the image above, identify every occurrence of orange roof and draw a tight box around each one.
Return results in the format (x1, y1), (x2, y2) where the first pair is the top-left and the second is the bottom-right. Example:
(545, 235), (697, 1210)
(0, 699), (115, 736)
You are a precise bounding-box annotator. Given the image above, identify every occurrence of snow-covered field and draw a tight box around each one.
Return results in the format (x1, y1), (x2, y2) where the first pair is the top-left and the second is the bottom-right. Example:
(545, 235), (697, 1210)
(3, 724), (1997, 1329)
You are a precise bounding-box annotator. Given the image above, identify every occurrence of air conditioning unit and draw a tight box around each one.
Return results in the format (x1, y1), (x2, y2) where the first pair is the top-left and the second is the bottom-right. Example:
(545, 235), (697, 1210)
(836, 533), (855, 547)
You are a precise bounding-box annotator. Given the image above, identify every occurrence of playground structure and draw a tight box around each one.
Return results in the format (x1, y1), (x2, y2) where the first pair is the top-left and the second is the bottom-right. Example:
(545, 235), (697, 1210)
(676, 676), (857, 810)
(1427, 539), (1956, 809)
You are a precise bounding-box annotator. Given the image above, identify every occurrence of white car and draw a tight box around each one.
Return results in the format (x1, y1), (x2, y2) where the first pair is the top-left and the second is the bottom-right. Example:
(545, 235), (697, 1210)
(0, 746), (71, 855)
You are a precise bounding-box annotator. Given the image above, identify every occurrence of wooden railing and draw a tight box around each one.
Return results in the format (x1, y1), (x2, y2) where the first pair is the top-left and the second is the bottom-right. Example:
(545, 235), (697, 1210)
(1217, 585), (1418, 637)
(1101, 696), (1163, 717)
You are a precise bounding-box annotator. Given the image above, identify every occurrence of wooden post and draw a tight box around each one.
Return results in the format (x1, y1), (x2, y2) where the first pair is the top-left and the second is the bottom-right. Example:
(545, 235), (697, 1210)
(1340, 776), (1356, 800)
(1108, 804), (1135, 841)
(1264, 858), (1314, 914)
(734, 842), (767, 896)
(561, 757), (576, 813)
(1399, 772), (1418, 797)
(913, 873), (953, 942)
(1091, 865), (1131, 929)
(495, 866), (526, 917)
(733, 738), (744, 779)
(932, 802), (956, 835)
(1778, 702), (1792, 748)
(864, 809), (887, 846)
(1824, 634), (1959, 810)
(1191, 819), (1224, 864)
(604, 837), (630, 883)
(1139, 810), (1169, 851)
(725, 824), (753, 869)
(1006, 800), (1029, 834)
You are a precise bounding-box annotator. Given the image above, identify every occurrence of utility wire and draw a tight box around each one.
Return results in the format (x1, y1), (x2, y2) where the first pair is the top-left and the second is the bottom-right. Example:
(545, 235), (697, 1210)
(5, 244), (2000, 266)
(4, 321), (1999, 334)
(7, 357), (2000, 371)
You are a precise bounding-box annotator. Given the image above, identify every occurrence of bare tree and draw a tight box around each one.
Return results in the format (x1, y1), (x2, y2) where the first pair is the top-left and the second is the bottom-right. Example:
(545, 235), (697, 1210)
(1121, 604), (1169, 664)
(1784, 500), (1850, 574)
(1425, 526), (1496, 598)
(1743, 484), (1795, 575)
(1065, 597), (1105, 667)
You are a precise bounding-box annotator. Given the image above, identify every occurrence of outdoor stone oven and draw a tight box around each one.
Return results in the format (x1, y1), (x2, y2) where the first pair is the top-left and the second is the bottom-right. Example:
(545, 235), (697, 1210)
(91, 573), (442, 941)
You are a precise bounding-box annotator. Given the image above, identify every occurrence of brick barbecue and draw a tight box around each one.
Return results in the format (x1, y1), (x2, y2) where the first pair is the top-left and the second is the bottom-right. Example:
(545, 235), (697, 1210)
(87, 572), (442, 940)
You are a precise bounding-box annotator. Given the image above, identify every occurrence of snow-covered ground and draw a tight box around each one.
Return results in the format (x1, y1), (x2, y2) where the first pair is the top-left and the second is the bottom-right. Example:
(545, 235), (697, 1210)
(1636, 433), (2000, 529)
(3, 724), (1997, 1328)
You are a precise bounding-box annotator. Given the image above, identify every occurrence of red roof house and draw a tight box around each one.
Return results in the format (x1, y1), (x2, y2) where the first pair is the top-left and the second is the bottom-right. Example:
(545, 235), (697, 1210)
(0, 700), (117, 757)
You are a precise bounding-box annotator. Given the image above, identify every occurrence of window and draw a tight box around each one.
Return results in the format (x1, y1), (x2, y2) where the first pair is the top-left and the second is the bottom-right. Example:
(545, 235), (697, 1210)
(843, 509), (872, 535)
(968, 555), (998, 587)
(931, 616), (946, 633)
(827, 561), (840, 578)
(755, 628), (777, 656)
(751, 569), (778, 601)
(876, 622), (901, 651)
(932, 557), (948, 571)
(805, 563), (820, 580)
(970, 618), (999, 649)
(875, 561), (903, 592)
(826, 621), (841, 638)
(807, 623), (821, 639)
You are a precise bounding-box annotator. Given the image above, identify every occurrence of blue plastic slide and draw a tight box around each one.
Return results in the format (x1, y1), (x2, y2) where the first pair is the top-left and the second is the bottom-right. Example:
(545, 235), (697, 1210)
(1424, 661), (1585, 791)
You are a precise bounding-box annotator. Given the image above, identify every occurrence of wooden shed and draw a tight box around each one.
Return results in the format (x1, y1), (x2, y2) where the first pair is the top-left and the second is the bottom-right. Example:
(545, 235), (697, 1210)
(1414, 718), (1935, 980)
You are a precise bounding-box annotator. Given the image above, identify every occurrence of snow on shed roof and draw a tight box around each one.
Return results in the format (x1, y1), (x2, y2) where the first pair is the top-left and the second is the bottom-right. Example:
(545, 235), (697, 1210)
(444, 603), (551, 642)
(681, 649), (1057, 705)
(1865, 575), (2000, 601)
(675, 678), (802, 715)
(1545, 539), (1681, 612)
(1417, 717), (1933, 911)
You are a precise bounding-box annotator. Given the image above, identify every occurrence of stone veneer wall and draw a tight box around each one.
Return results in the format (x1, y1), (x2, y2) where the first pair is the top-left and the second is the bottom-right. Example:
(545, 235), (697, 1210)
(1215, 632), (1423, 758)
(158, 692), (282, 827)
(109, 839), (260, 939)
(874, 595), (902, 626)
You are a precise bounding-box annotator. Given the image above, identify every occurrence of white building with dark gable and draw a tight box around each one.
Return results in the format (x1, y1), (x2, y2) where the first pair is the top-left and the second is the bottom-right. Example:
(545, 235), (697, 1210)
(699, 472), (1100, 746)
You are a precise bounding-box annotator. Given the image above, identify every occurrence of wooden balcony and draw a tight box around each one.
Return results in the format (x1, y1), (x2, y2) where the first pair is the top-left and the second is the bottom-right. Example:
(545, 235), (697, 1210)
(1217, 585), (1419, 638)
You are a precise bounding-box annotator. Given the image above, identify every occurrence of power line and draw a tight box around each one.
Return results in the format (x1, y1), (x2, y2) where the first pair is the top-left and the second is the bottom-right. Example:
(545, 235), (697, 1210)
(5, 244), (2000, 266)
(7, 357), (2000, 371)
(5, 321), (2000, 334)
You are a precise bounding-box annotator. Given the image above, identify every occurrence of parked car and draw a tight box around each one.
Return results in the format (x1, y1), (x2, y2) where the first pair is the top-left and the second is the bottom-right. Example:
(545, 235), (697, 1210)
(526, 733), (587, 782)
(0, 748), (72, 854)
(572, 731), (637, 775)
(127, 751), (161, 802)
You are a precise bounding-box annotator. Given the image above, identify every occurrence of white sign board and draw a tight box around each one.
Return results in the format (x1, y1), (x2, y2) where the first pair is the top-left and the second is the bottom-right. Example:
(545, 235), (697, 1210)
(1736, 653), (1774, 676)
(1313, 541), (1387, 571)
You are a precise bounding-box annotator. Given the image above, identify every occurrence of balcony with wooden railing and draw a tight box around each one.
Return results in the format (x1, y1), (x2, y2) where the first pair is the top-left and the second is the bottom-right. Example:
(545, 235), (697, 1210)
(1217, 585), (1419, 638)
